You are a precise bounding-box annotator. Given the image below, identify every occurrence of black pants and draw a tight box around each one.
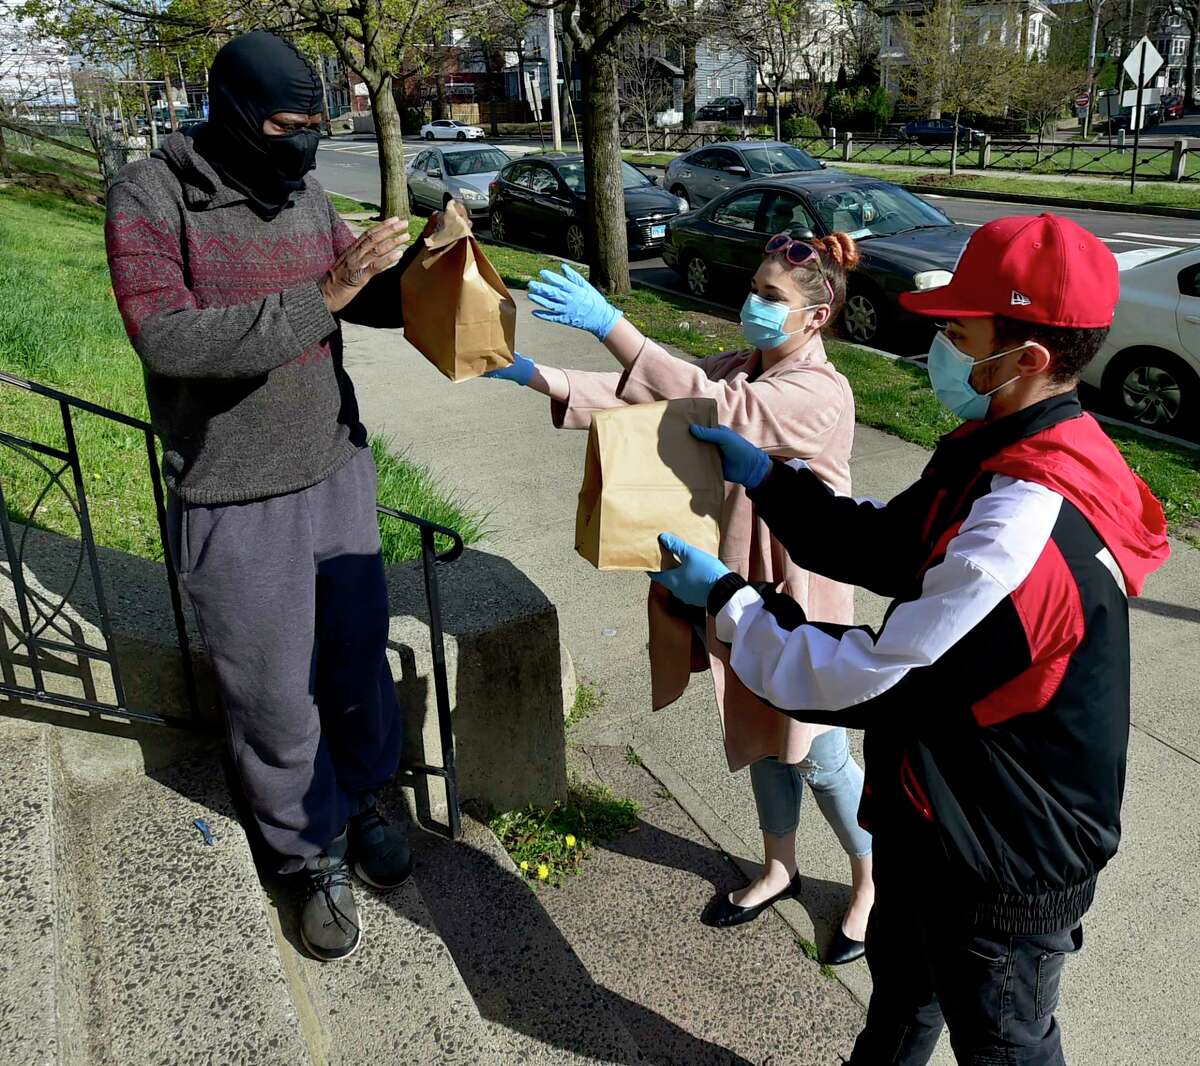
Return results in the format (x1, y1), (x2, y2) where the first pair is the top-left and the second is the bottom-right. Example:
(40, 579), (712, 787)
(170, 448), (402, 873)
(848, 885), (1083, 1065)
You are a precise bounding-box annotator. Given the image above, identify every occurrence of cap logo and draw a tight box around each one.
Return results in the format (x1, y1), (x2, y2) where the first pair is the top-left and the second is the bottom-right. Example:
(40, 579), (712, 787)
(1011, 290), (1032, 307)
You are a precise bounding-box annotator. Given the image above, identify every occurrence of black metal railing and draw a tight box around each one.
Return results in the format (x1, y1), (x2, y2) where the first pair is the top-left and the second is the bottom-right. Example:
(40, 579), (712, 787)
(0, 370), (198, 726)
(377, 505), (465, 840)
(1, 371), (466, 838)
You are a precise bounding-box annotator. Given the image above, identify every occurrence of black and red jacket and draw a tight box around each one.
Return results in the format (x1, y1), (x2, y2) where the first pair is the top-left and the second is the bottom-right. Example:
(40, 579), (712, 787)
(707, 394), (1169, 934)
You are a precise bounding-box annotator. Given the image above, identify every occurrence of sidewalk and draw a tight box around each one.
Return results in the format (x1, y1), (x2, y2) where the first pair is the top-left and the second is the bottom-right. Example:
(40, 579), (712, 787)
(344, 294), (1200, 1064)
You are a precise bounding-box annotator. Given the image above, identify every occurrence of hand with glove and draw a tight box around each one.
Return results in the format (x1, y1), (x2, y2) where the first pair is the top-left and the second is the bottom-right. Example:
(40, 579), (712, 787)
(483, 352), (536, 386)
(690, 424), (772, 490)
(527, 264), (623, 341)
(648, 533), (731, 608)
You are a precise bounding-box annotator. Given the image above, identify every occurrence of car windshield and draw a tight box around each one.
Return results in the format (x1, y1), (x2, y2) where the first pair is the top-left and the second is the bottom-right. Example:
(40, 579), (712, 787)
(445, 149), (510, 176)
(557, 160), (651, 193)
(808, 184), (950, 238)
(741, 144), (822, 174)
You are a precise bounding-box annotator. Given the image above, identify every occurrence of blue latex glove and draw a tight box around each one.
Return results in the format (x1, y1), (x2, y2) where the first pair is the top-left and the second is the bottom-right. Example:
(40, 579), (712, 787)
(690, 424), (772, 490)
(648, 533), (731, 608)
(483, 352), (535, 386)
(527, 264), (623, 341)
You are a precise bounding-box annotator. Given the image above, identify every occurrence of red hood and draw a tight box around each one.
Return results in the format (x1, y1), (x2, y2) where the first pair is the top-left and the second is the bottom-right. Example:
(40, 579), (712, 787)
(983, 413), (1169, 596)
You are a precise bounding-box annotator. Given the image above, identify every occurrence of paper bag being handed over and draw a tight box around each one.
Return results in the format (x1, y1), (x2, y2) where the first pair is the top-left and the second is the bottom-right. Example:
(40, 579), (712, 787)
(576, 397), (724, 572)
(400, 201), (517, 381)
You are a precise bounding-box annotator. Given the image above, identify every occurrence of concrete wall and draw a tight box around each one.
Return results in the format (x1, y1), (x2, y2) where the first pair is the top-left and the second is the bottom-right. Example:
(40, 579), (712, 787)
(0, 524), (568, 823)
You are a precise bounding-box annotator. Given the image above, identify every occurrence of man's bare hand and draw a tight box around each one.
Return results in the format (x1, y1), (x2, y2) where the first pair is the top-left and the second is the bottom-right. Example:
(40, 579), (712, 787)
(321, 217), (410, 314)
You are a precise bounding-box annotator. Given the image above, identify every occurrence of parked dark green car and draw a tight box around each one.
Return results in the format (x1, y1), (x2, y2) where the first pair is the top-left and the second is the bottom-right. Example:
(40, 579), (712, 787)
(662, 174), (973, 348)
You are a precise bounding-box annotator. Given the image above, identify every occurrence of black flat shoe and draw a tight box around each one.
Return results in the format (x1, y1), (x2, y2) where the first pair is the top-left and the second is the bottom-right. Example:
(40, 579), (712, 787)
(701, 871), (802, 928)
(823, 926), (866, 966)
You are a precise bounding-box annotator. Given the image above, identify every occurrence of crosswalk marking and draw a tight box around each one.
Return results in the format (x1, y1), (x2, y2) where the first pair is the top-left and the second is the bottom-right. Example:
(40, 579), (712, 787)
(1115, 231), (1200, 244)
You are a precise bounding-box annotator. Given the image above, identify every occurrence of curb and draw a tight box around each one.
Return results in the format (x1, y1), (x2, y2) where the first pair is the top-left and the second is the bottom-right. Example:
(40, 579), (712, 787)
(897, 182), (1200, 221)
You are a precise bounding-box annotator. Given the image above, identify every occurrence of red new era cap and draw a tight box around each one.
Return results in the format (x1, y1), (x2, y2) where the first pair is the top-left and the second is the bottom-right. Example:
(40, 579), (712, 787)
(899, 213), (1119, 328)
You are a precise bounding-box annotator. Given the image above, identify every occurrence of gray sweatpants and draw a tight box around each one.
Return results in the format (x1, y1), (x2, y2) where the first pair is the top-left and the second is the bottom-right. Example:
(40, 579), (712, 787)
(169, 448), (402, 873)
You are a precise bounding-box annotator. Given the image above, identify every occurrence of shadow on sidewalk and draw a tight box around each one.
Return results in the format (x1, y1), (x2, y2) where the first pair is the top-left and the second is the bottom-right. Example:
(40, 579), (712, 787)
(409, 817), (756, 1065)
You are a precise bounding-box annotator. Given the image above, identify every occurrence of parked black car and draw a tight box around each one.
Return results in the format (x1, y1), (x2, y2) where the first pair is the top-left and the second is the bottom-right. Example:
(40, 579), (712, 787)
(662, 174), (972, 347)
(902, 118), (984, 147)
(696, 96), (747, 121)
(488, 153), (686, 260)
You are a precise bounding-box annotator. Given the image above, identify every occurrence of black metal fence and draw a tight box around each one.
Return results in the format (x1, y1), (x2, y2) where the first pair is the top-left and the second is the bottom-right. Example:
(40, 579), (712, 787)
(1, 371), (466, 837)
(620, 128), (1192, 183)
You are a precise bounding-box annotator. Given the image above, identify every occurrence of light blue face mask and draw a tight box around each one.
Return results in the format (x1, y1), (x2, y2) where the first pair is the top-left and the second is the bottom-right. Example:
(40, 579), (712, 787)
(927, 332), (1028, 420)
(739, 292), (821, 351)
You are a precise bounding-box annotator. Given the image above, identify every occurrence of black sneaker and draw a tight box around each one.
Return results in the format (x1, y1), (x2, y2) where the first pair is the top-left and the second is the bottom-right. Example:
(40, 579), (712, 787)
(348, 793), (413, 891)
(300, 831), (362, 962)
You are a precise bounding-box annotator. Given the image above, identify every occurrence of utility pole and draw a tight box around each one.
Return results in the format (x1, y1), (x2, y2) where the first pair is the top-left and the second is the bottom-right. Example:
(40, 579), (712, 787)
(1083, 0), (1105, 138)
(547, 8), (562, 150)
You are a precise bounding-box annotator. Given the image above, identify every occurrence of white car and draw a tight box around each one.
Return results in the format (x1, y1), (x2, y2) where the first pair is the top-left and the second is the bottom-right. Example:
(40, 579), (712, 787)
(420, 119), (485, 142)
(1082, 246), (1200, 438)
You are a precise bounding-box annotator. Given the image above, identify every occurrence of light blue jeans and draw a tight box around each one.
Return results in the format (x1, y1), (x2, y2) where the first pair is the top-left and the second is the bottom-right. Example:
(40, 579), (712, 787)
(749, 727), (872, 858)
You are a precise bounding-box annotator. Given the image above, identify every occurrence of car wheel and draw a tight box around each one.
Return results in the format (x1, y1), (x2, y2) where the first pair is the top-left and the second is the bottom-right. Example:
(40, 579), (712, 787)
(1103, 347), (1199, 436)
(842, 284), (887, 345)
(670, 183), (689, 204)
(408, 187), (417, 215)
(425, 131), (434, 140)
(565, 223), (586, 262)
(685, 253), (712, 299)
(490, 208), (507, 242)
(456, 131), (466, 141)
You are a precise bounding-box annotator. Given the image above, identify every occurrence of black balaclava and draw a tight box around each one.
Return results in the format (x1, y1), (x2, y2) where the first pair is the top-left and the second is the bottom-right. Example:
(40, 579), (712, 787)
(195, 31), (323, 218)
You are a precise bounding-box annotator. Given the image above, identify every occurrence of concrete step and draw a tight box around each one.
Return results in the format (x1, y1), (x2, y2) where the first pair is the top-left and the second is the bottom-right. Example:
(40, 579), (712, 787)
(0, 712), (314, 1066)
(261, 788), (503, 1065)
(0, 719), (61, 1066)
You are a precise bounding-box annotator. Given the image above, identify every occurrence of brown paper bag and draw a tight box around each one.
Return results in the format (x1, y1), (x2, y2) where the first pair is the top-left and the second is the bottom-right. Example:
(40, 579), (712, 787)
(400, 203), (517, 381)
(576, 397), (724, 571)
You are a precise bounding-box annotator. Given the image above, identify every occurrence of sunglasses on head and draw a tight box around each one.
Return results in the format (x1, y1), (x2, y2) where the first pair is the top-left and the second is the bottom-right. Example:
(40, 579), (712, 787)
(764, 233), (834, 304)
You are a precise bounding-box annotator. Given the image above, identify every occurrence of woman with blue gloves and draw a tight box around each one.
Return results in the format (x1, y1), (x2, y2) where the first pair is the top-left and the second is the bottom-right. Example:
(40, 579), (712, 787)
(485, 233), (874, 964)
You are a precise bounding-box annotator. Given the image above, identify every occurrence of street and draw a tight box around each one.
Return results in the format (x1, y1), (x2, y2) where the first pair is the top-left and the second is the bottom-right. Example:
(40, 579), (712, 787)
(317, 133), (1196, 314)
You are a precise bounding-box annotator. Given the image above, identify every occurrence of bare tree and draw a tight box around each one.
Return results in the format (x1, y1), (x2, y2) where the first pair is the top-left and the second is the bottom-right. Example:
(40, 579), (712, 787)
(618, 29), (673, 149)
(730, 0), (814, 140)
(898, 0), (1022, 175)
(1014, 60), (1086, 154)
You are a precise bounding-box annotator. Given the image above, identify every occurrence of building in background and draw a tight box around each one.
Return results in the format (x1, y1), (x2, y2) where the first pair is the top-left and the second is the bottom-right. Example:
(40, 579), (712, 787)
(1154, 8), (1192, 93)
(879, 0), (1054, 94)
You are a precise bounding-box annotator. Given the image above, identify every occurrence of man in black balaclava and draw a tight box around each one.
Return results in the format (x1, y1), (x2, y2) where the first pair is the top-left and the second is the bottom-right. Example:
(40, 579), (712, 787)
(195, 30), (324, 218)
(106, 30), (418, 963)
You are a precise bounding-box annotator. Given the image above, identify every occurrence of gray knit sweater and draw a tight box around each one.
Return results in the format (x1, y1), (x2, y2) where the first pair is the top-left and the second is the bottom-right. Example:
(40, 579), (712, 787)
(105, 132), (402, 505)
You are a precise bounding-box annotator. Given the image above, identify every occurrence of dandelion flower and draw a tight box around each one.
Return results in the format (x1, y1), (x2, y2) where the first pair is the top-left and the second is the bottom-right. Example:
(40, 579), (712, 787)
(537, 864), (550, 880)
(565, 834), (577, 849)
(519, 860), (529, 873)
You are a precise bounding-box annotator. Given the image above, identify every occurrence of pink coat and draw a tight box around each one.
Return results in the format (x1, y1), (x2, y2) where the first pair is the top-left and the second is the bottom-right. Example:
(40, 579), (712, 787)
(552, 334), (856, 771)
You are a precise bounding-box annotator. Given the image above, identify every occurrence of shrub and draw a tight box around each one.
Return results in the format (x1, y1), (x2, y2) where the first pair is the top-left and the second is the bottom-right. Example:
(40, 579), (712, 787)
(782, 115), (822, 140)
(715, 124), (739, 138)
(399, 105), (426, 135)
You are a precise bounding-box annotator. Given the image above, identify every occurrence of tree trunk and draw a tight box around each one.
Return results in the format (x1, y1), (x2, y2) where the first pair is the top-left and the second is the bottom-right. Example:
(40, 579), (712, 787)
(950, 108), (959, 177)
(161, 49), (179, 131)
(683, 0), (697, 129)
(317, 60), (333, 136)
(773, 84), (782, 140)
(0, 111), (10, 179)
(559, 32), (575, 139)
(483, 47), (500, 137)
(370, 79), (409, 219)
(1188, 16), (1199, 115)
(580, 48), (630, 295)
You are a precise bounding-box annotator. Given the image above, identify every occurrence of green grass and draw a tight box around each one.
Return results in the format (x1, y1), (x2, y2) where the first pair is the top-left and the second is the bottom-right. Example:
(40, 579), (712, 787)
(845, 165), (1200, 211)
(328, 192), (379, 216)
(565, 680), (605, 730)
(487, 777), (640, 888)
(473, 236), (1200, 544)
(0, 184), (486, 564)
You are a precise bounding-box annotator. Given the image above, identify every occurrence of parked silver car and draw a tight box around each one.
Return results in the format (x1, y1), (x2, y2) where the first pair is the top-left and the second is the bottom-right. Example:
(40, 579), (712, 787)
(406, 144), (511, 219)
(664, 141), (828, 208)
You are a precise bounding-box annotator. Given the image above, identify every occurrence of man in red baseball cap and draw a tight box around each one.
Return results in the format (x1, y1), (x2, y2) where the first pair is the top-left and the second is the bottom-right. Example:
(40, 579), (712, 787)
(650, 214), (1171, 1062)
